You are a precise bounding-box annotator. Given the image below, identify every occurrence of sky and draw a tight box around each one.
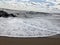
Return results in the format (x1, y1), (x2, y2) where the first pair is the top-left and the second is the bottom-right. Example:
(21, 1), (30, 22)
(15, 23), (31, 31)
(19, 0), (56, 2)
(21, 0), (45, 2)
(0, 0), (44, 2)
(0, 0), (59, 3)
(18, 0), (46, 2)
(19, 0), (60, 2)
(30, 0), (46, 2)
(0, 0), (60, 12)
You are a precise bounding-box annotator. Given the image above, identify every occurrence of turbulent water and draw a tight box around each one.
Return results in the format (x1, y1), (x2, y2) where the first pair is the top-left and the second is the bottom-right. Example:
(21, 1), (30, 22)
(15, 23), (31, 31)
(0, 17), (59, 37)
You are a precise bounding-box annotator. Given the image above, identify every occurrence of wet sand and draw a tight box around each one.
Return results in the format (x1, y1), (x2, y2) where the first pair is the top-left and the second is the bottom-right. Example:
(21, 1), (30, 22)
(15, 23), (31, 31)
(0, 36), (60, 45)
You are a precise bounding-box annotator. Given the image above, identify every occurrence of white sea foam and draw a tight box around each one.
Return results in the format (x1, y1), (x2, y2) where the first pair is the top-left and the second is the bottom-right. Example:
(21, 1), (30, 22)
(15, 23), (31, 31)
(0, 17), (59, 37)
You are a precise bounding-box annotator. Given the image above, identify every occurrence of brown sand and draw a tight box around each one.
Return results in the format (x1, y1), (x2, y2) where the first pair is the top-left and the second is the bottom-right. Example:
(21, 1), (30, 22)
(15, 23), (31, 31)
(0, 36), (60, 45)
